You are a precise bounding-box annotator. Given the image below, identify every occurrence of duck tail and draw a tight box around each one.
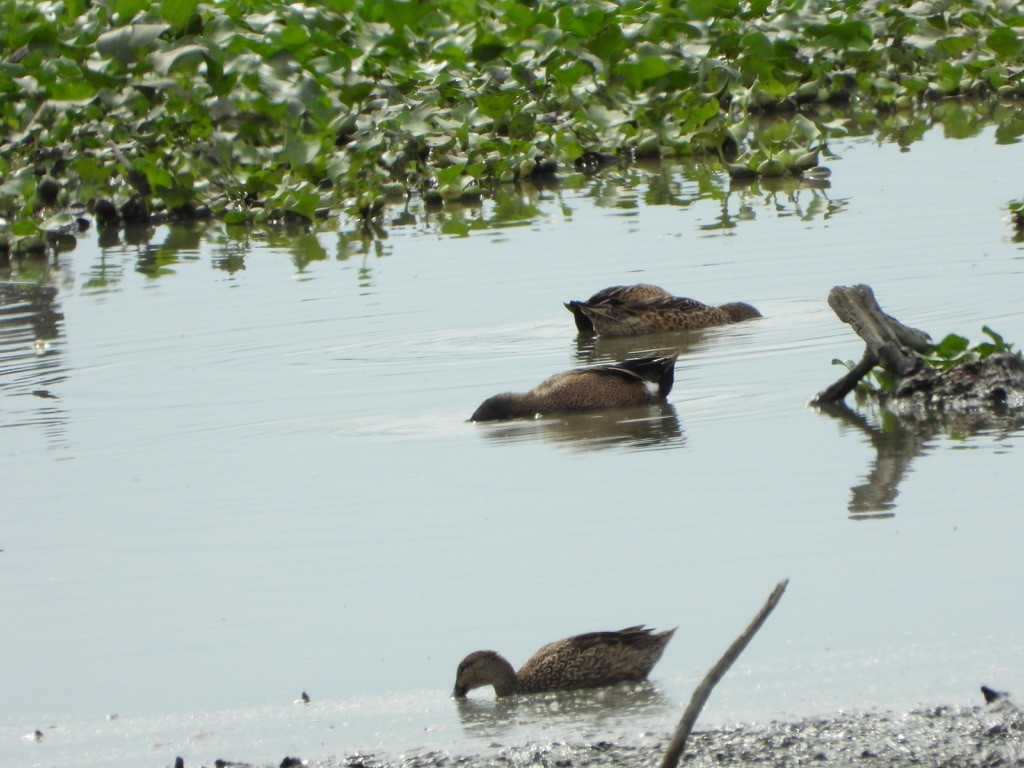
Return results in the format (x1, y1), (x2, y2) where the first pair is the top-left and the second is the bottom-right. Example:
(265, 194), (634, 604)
(656, 356), (676, 399)
(622, 350), (680, 399)
(564, 301), (595, 333)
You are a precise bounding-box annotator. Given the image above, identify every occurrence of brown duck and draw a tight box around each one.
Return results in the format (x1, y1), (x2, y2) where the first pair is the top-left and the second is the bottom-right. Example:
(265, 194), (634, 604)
(566, 284), (760, 336)
(470, 351), (679, 422)
(453, 625), (676, 697)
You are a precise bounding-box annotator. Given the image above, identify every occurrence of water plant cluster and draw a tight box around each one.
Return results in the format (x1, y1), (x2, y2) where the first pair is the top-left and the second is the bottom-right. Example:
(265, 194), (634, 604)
(2, 0), (1023, 253)
(837, 326), (1018, 397)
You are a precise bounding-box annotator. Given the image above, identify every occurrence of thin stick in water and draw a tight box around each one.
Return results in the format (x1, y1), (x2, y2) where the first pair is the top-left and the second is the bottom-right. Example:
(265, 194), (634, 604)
(660, 579), (790, 768)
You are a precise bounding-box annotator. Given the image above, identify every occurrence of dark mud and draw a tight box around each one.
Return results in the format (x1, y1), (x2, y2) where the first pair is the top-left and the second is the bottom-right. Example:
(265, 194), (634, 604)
(206, 700), (1023, 768)
(355, 704), (1022, 768)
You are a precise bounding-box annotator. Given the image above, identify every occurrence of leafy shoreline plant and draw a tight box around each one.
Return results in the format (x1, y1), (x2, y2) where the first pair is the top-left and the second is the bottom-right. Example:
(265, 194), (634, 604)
(1, 0), (1023, 255)
(835, 326), (1018, 398)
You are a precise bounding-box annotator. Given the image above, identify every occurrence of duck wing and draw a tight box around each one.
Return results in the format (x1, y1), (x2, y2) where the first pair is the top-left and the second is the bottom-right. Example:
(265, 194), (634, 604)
(565, 285), (673, 333)
(516, 626), (676, 693)
(533, 353), (678, 402)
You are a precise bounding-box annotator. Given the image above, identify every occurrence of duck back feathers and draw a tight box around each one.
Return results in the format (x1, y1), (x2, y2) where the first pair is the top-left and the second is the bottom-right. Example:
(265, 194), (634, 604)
(470, 351), (679, 422)
(566, 284), (761, 337)
(516, 626), (676, 693)
(565, 284), (674, 333)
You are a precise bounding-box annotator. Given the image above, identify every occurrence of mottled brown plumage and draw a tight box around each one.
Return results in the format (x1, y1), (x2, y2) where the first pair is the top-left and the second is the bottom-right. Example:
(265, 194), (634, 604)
(565, 284), (673, 333)
(470, 351), (679, 422)
(453, 626), (676, 697)
(566, 284), (761, 336)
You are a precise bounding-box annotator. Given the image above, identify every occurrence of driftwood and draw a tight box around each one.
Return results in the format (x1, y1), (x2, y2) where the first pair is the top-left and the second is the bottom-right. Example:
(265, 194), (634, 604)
(813, 284), (930, 404)
(813, 284), (1024, 413)
(660, 579), (789, 768)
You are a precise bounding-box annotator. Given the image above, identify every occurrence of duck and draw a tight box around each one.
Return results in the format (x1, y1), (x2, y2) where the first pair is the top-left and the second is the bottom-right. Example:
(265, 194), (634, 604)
(453, 626), (675, 697)
(470, 351), (679, 422)
(565, 284), (761, 337)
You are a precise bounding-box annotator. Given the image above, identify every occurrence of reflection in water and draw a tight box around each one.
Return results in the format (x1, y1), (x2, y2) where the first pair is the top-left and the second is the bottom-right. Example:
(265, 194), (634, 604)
(476, 403), (684, 453)
(572, 329), (713, 366)
(210, 238), (247, 274)
(0, 280), (69, 448)
(136, 224), (203, 277)
(815, 402), (933, 518)
(92, 223), (205, 283)
(455, 682), (672, 741)
(815, 402), (1024, 518)
(700, 177), (846, 233)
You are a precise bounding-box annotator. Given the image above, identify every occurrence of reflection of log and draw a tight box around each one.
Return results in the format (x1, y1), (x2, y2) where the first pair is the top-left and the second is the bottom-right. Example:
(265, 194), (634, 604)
(814, 284), (1024, 413)
(660, 580), (788, 768)
(814, 401), (926, 516)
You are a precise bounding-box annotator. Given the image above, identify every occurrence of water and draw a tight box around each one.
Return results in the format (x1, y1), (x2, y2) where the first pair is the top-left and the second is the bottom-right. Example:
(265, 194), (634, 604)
(2, 121), (1024, 768)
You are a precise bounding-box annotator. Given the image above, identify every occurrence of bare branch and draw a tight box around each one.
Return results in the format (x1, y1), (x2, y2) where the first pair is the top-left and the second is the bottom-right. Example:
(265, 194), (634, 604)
(660, 579), (790, 768)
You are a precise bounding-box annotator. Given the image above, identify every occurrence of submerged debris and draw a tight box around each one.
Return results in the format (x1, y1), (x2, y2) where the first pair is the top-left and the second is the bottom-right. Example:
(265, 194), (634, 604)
(813, 284), (1024, 417)
(982, 685), (1009, 704)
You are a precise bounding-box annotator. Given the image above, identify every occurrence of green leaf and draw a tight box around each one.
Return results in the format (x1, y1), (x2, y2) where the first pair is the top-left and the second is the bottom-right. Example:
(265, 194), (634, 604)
(588, 26), (627, 64)
(283, 135), (322, 166)
(742, 32), (774, 62)
(96, 24), (171, 64)
(133, 157), (175, 194)
(933, 333), (970, 359)
(159, 0), (199, 30)
(618, 56), (670, 90)
(685, 97), (721, 129)
(934, 62), (964, 94)
(476, 91), (517, 121)
(987, 27), (1022, 60)
(278, 189), (320, 221)
(11, 219), (39, 237)
(806, 20), (873, 51)
(470, 37), (507, 63)
(338, 79), (374, 105)
(49, 73), (97, 101)
(150, 44), (208, 75)
(113, 0), (151, 22)
(981, 326), (1004, 347)
(435, 164), (464, 186)
(686, 0), (719, 22)
(980, 325), (1014, 353)
(936, 35), (976, 59)
(550, 60), (590, 88)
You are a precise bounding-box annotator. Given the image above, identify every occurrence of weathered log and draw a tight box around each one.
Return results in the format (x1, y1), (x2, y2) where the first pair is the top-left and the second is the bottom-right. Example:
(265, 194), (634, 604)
(813, 350), (878, 405)
(827, 284), (931, 374)
(815, 283), (934, 405)
(814, 284), (1024, 412)
(892, 352), (1024, 414)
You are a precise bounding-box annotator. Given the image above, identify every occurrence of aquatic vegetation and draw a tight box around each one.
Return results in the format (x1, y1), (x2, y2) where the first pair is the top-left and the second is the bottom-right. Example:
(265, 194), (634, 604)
(1, 0), (1023, 253)
(835, 326), (1018, 397)
(1010, 197), (1024, 237)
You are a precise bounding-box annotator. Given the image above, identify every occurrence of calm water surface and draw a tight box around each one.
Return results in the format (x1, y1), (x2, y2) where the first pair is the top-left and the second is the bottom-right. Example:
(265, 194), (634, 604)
(3, 124), (1024, 768)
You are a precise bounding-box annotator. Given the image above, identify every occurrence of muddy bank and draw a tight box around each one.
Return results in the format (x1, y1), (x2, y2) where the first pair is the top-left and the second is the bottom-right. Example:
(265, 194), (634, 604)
(310, 701), (1024, 768)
